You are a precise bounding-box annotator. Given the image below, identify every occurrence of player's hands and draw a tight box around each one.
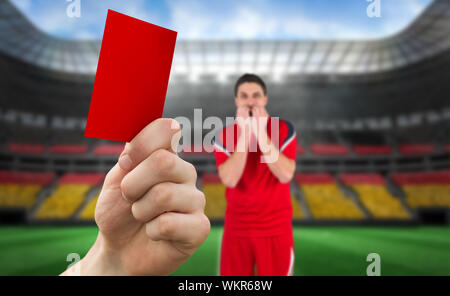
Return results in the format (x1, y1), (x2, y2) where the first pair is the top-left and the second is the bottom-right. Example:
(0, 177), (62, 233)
(235, 106), (252, 152)
(251, 106), (269, 137)
(68, 119), (210, 275)
(236, 106), (250, 121)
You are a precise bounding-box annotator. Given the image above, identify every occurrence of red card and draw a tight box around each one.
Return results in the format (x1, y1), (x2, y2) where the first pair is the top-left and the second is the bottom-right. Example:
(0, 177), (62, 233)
(84, 10), (177, 142)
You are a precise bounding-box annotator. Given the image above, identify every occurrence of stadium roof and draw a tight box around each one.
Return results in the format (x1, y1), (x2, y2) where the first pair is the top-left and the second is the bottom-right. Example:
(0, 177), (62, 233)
(0, 0), (449, 80)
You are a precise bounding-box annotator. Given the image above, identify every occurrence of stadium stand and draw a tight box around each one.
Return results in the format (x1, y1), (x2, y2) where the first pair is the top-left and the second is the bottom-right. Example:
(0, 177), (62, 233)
(391, 171), (450, 209)
(398, 144), (435, 156)
(93, 144), (124, 156)
(353, 145), (392, 155)
(35, 173), (104, 219)
(310, 144), (349, 156)
(8, 143), (46, 155)
(78, 191), (100, 220)
(0, 171), (54, 209)
(201, 173), (227, 220)
(295, 173), (364, 219)
(291, 195), (304, 219)
(49, 144), (89, 155)
(339, 173), (410, 219)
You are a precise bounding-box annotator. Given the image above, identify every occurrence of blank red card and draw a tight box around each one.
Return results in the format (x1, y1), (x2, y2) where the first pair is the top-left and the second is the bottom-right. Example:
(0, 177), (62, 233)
(85, 10), (177, 142)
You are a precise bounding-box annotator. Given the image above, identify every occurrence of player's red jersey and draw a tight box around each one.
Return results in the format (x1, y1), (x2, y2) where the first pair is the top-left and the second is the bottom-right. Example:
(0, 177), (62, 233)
(213, 117), (297, 237)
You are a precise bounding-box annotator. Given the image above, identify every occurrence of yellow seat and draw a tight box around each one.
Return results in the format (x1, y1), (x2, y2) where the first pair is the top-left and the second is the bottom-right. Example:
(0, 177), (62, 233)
(0, 184), (42, 208)
(79, 192), (100, 220)
(402, 185), (450, 208)
(35, 184), (91, 219)
(351, 184), (410, 219)
(301, 184), (364, 219)
(203, 183), (227, 219)
(291, 196), (304, 219)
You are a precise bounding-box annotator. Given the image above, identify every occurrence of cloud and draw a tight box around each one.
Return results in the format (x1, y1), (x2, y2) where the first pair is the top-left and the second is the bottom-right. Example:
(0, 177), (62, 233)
(10, 0), (160, 40)
(10, 0), (432, 40)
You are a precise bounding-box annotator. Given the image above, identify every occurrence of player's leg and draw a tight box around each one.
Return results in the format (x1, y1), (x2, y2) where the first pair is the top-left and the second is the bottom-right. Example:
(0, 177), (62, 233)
(220, 229), (255, 276)
(253, 231), (294, 276)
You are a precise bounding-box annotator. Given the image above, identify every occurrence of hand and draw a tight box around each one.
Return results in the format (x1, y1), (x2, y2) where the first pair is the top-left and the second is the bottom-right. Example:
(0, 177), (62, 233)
(251, 106), (269, 137)
(236, 106), (250, 121)
(67, 119), (210, 275)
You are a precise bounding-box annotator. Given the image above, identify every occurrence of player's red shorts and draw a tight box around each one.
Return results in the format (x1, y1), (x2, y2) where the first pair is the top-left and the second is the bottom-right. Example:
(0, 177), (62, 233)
(220, 229), (295, 276)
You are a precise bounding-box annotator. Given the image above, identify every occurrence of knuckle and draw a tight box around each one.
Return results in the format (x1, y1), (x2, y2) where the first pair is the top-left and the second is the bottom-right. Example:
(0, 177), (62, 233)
(152, 149), (175, 172)
(186, 161), (197, 181)
(192, 214), (210, 246)
(158, 213), (175, 237)
(120, 176), (132, 200)
(153, 183), (172, 207)
(196, 189), (206, 210)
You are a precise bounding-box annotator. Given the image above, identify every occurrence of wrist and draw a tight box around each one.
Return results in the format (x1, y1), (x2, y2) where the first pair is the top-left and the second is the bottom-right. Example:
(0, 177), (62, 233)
(61, 233), (126, 276)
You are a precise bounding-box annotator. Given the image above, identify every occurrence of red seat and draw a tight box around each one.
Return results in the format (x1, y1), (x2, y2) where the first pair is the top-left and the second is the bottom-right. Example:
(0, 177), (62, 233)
(202, 173), (222, 184)
(444, 144), (450, 152)
(0, 170), (54, 185)
(94, 144), (125, 155)
(310, 144), (349, 155)
(8, 143), (45, 155)
(398, 144), (434, 156)
(391, 170), (450, 185)
(50, 144), (88, 155)
(59, 173), (105, 185)
(297, 145), (305, 155)
(339, 173), (385, 185)
(353, 145), (392, 155)
(182, 144), (213, 155)
(294, 173), (335, 184)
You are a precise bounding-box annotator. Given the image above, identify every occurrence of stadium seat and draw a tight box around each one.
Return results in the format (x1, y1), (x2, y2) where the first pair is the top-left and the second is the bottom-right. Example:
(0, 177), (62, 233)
(78, 191), (100, 220)
(310, 144), (349, 155)
(295, 173), (364, 219)
(93, 144), (125, 155)
(291, 196), (304, 219)
(8, 143), (45, 155)
(182, 144), (213, 155)
(391, 171), (450, 208)
(297, 145), (305, 155)
(202, 173), (227, 219)
(35, 173), (104, 219)
(49, 144), (89, 155)
(398, 144), (434, 156)
(0, 171), (54, 209)
(339, 173), (410, 219)
(353, 145), (392, 155)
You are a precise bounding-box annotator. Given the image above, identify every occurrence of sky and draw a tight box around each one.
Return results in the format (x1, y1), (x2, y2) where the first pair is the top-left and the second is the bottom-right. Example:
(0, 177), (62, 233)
(10, 0), (433, 40)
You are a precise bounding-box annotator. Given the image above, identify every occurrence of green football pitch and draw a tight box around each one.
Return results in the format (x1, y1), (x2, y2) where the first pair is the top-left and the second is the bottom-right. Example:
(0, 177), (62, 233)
(0, 225), (448, 276)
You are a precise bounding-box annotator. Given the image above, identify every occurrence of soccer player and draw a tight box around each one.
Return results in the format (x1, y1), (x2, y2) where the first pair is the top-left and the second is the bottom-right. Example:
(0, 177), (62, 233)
(214, 74), (297, 276)
(62, 118), (210, 275)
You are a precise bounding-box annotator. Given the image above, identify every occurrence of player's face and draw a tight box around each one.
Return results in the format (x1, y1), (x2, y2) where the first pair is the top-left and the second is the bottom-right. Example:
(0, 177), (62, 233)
(234, 82), (268, 109)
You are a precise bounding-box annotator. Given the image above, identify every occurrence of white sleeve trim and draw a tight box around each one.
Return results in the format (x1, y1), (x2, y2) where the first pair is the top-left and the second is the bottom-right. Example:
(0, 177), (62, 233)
(280, 132), (296, 152)
(214, 142), (231, 157)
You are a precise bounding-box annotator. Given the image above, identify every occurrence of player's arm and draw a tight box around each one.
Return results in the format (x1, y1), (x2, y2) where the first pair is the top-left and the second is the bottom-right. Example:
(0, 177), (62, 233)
(253, 107), (296, 184)
(61, 118), (210, 276)
(260, 138), (296, 184)
(217, 106), (251, 188)
(217, 135), (248, 188)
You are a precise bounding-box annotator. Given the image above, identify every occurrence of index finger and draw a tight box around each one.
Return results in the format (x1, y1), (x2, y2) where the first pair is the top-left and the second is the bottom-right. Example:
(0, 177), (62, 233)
(118, 118), (181, 172)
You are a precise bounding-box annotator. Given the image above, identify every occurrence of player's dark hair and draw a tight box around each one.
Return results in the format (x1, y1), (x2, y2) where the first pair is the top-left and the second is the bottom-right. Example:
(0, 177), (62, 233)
(234, 73), (267, 97)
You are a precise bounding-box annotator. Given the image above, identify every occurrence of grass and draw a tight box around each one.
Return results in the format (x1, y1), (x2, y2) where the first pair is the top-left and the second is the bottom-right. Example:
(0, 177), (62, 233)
(0, 225), (448, 276)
